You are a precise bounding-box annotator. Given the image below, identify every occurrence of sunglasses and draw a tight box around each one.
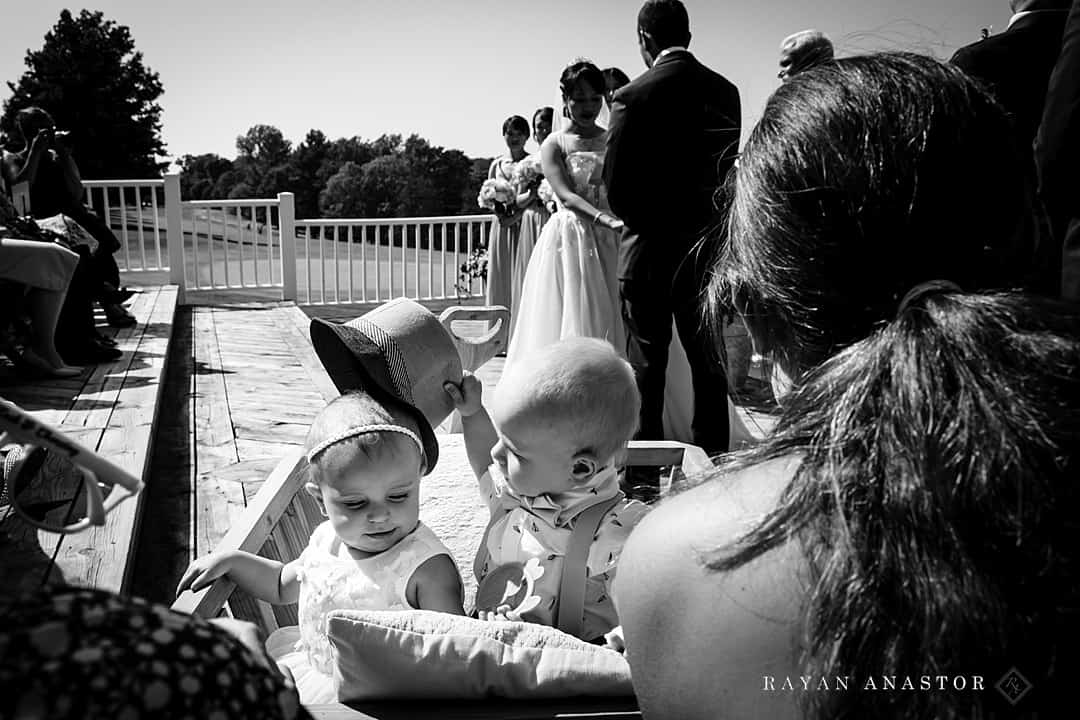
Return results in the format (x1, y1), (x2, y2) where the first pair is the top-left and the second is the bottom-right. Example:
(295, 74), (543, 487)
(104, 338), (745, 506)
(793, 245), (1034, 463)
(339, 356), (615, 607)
(0, 398), (143, 534)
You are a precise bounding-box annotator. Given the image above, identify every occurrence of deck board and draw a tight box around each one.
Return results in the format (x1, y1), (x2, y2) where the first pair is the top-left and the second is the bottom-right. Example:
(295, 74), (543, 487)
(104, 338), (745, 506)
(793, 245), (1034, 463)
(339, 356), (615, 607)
(1, 285), (179, 597)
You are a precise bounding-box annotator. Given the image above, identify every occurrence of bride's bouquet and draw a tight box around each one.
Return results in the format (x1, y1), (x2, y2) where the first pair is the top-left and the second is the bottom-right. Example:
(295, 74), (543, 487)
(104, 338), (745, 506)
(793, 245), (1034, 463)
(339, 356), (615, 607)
(477, 178), (517, 221)
(537, 179), (556, 214)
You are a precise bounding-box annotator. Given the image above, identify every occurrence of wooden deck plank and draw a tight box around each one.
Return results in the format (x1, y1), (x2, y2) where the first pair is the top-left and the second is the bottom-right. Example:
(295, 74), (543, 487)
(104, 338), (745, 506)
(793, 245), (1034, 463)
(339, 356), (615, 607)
(281, 305), (343, 404)
(192, 306), (247, 560)
(31, 288), (164, 572)
(51, 286), (179, 593)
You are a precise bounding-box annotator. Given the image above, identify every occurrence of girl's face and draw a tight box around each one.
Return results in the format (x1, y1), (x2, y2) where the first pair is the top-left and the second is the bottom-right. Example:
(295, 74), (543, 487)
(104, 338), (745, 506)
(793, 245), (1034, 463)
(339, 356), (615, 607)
(504, 127), (528, 153)
(564, 80), (604, 129)
(308, 437), (423, 556)
(533, 116), (552, 145)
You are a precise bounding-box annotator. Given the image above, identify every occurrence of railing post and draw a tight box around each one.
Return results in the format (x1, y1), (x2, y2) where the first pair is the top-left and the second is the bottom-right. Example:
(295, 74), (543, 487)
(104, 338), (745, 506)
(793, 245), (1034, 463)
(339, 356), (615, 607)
(278, 192), (297, 301)
(164, 173), (185, 301)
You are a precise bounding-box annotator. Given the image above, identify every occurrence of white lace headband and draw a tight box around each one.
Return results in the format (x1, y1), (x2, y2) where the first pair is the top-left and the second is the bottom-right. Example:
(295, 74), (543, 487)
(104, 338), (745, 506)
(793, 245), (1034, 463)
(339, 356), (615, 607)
(306, 424), (424, 464)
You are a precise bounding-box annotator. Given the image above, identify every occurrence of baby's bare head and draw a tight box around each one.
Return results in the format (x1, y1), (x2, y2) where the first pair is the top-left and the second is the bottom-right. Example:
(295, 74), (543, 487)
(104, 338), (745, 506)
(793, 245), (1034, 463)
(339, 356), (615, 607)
(497, 337), (640, 462)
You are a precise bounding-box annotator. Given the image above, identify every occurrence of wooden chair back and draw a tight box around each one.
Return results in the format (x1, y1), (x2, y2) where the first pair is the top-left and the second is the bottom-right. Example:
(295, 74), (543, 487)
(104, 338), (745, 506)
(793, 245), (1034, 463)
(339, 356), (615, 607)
(438, 305), (510, 373)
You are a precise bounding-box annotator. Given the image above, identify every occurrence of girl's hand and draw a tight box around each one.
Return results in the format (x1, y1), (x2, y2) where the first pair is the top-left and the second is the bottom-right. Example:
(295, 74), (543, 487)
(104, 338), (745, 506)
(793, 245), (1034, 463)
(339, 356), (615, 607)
(444, 373), (484, 417)
(176, 551), (235, 596)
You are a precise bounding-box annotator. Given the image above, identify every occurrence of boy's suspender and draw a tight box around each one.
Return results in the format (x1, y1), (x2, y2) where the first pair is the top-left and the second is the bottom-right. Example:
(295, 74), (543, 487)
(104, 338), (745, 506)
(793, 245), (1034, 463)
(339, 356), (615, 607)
(474, 492), (624, 639)
(553, 492), (622, 639)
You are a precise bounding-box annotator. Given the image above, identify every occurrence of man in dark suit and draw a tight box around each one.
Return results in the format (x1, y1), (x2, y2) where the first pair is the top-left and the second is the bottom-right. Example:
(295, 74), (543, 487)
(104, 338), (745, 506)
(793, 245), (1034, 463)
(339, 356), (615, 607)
(1036, 0), (1080, 301)
(952, 0), (1071, 296)
(604, 0), (740, 454)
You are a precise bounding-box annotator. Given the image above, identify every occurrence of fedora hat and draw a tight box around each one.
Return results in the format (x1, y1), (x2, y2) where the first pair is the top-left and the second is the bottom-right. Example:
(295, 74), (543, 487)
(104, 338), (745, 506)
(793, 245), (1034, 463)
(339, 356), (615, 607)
(310, 298), (463, 473)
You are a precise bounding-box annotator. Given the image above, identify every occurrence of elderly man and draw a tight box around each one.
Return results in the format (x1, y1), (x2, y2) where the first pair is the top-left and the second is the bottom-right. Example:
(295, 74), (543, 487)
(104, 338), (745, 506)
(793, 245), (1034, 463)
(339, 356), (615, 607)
(777, 29), (834, 80)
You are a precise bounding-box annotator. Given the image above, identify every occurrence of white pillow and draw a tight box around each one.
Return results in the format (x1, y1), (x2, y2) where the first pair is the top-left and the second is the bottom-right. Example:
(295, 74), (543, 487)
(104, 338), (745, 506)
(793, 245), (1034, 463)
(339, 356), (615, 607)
(327, 609), (634, 701)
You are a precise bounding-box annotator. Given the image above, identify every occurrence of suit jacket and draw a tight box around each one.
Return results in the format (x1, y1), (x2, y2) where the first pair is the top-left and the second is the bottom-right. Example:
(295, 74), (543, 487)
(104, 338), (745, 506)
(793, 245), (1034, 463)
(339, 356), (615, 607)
(951, 11), (1069, 153)
(604, 50), (740, 280)
(952, 11), (1069, 297)
(1036, 0), (1080, 300)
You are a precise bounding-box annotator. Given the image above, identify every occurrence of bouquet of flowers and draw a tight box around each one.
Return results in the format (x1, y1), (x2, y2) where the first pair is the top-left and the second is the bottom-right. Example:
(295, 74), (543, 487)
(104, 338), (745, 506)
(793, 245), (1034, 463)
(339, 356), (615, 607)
(477, 177), (517, 221)
(537, 179), (556, 214)
(456, 246), (488, 297)
(512, 155), (544, 194)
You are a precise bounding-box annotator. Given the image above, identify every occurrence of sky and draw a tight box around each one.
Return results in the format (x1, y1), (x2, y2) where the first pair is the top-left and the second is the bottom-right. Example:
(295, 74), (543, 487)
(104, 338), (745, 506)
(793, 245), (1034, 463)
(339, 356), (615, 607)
(1, 1), (1007, 165)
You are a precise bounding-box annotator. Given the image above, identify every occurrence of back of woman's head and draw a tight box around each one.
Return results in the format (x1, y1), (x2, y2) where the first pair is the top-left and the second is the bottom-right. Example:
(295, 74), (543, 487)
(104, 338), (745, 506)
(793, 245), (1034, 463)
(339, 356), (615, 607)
(714, 291), (1080, 719)
(714, 53), (1035, 375)
(705, 52), (1078, 719)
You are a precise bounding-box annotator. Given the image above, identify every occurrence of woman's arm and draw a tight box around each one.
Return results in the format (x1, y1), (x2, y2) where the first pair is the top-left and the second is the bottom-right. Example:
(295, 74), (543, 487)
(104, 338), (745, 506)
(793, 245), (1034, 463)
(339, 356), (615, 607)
(53, 137), (85, 208)
(540, 138), (621, 231)
(177, 550), (301, 605)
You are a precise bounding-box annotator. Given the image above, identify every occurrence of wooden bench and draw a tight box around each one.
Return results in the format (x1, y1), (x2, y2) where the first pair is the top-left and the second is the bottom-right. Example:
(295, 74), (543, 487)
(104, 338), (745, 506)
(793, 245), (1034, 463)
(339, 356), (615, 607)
(173, 439), (712, 719)
(0, 284), (180, 597)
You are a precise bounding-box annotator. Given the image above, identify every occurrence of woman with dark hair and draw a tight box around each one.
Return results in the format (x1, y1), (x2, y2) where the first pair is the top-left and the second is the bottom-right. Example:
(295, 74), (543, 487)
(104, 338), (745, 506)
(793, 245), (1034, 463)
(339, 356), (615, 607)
(484, 115), (530, 319)
(614, 53), (1075, 720)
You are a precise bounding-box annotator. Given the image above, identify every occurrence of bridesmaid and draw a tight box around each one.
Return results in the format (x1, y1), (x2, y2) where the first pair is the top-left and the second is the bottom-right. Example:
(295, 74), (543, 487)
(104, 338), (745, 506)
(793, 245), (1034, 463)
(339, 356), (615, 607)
(510, 107), (554, 338)
(485, 115), (529, 319)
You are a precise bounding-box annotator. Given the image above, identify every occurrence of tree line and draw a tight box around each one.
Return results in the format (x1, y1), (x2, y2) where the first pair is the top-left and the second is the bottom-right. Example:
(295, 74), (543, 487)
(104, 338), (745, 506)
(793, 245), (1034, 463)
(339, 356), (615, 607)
(180, 127), (491, 219)
(1, 10), (491, 220)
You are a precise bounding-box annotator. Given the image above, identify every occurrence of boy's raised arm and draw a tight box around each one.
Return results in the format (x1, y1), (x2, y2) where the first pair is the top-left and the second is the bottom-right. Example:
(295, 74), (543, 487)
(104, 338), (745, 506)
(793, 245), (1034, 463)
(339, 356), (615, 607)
(444, 374), (497, 479)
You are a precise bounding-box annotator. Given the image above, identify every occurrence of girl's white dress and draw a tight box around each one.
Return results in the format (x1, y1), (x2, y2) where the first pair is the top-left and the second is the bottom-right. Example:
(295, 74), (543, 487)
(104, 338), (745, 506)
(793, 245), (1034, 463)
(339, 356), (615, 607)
(265, 520), (456, 703)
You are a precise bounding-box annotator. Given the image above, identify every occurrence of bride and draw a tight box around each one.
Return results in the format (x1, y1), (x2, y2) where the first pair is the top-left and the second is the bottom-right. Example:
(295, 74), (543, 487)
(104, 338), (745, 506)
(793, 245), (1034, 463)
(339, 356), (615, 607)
(502, 59), (752, 448)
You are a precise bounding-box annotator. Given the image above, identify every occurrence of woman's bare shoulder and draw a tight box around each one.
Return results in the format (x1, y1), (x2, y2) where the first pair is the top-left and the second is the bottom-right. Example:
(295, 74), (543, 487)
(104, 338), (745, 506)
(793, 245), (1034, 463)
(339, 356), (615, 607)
(615, 456), (806, 719)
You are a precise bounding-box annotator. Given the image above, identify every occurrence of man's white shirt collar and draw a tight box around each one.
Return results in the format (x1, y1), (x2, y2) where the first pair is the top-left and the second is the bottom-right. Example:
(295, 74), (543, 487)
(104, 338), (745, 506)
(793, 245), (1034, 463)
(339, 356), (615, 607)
(655, 46), (688, 62)
(1008, 9), (1067, 30)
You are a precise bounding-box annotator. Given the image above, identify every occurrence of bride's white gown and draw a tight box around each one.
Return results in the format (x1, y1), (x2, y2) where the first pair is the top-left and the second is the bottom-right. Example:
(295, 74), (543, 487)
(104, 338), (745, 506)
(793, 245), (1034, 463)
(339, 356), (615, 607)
(502, 131), (751, 448)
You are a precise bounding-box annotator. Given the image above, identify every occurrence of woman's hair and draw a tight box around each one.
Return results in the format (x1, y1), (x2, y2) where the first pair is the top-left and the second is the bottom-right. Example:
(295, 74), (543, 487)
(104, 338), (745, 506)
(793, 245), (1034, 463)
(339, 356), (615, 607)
(710, 53), (1035, 375)
(602, 67), (630, 92)
(559, 60), (605, 99)
(532, 106), (553, 126)
(502, 115), (529, 137)
(704, 53), (1078, 719)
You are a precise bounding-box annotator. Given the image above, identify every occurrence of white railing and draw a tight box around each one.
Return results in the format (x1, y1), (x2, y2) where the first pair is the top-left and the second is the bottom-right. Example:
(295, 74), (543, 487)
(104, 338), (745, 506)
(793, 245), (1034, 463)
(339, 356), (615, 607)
(82, 173), (490, 305)
(82, 178), (167, 271)
(295, 216), (493, 305)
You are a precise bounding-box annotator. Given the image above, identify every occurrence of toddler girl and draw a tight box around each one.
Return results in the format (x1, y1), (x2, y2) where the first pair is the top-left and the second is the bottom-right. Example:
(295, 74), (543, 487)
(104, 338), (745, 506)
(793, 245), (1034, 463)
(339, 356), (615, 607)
(177, 391), (464, 702)
(444, 336), (649, 643)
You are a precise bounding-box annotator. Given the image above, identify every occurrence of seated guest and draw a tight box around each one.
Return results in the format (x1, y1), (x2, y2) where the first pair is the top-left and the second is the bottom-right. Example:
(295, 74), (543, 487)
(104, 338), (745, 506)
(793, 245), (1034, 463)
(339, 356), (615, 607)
(614, 53), (1076, 719)
(0, 191), (122, 366)
(1, 106), (136, 327)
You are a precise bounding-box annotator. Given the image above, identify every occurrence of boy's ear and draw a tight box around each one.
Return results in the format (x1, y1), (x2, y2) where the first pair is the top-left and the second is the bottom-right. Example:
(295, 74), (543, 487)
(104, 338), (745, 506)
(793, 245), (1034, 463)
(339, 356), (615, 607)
(569, 453), (600, 484)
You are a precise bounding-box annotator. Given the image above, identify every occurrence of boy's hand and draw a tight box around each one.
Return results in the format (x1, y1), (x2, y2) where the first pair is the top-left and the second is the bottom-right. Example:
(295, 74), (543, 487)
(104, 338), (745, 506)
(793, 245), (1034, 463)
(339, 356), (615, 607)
(444, 373), (483, 417)
(478, 604), (522, 623)
(176, 551), (235, 596)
